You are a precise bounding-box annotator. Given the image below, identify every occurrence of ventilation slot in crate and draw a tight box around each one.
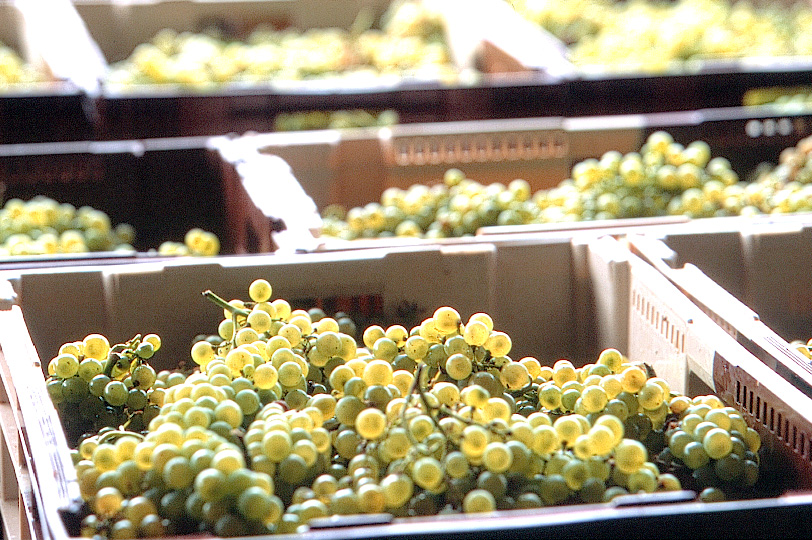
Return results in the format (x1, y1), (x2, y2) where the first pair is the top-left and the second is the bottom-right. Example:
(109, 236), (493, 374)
(735, 380), (812, 463)
(392, 132), (568, 167)
(633, 289), (685, 352)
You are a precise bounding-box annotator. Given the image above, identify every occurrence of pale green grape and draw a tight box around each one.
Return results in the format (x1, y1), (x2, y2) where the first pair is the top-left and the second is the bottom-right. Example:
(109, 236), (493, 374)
(248, 279), (272, 303)
(54, 354), (80, 379)
(703, 427), (733, 460)
(411, 456), (443, 489)
(482, 442), (513, 474)
(682, 441), (710, 469)
(613, 439), (647, 474)
(462, 489), (496, 513)
(463, 320), (490, 347)
(499, 362), (530, 390)
(355, 408), (387, 440)
(381, 474), (413, 508)
(433, 306), (461, 335)
(445, 353), (472, 380)
(103, 381), (128, 407)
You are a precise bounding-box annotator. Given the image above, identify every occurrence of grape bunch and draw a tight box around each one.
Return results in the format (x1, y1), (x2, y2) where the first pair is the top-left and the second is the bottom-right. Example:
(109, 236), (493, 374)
(511, 0), (812, 74)
(49, 279), (771, 539)
(320, 129), (812, 241)
(104, 0), (462, 89)
(46, 334), (164, 445)
(0, 43), (48, 87)
(0, 196), (136, 255)
(658, 394), (762, 502)
(274, 109), (399, 132)
(157, 228), (221, 257)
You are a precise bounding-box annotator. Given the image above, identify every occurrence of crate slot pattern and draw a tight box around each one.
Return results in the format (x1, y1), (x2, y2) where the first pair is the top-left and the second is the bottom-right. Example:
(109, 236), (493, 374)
(632, 289), (686, 354)
(720, 359), (812, 489)
(391, 131), (569, 166)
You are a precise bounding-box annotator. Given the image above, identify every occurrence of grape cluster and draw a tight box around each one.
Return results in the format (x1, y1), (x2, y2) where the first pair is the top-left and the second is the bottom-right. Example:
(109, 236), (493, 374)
(0, 196), (136, 255)
(46, 334), (163, 445)
(105, 1), (461, 89)
(511, 0), (812, 73)
(157, 228), (221, 257)
(320, 130), (812, 240)
(0, 43), (47, 87)
(49, 279), (769, 539)
(658, 395), (761, 502)
(274, 109), (399, 132)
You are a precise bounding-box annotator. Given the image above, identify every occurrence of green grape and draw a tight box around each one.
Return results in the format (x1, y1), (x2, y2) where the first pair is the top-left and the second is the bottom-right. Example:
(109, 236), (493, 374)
(62, 377), (90, 403)
(561, 458), (588, 490)
(703, 428), (733, 460)
(162, 455), (194, 490)
(243, 278), (272, 303)
(277, 361), (304, 387)
(586, 425), (616, 456)
(433, 306), (461, 335)
(539, 474), (571, 505)
(699, 487), (726, 503)
(613, 439), (647, 475)
(682, 441), (710, 470)
(627, 468), (658, 493)
(554, 415), (583, 446)
(126, 388), (148, 410)
(211, 447), (245, 476)
(54, 354), (80, 379)
(355, 408), (387, 440)
(445, 353), (472, 380)
(93, 486), (124, 517)
(532, 424), (560, 456)
(539, 383), (562, 410)
(411, 456), (444, 489)
(443, 451), (470, 479)
(637, 381), (665, 410)
(460, 424), (490, 458)
(481, 442), (513, 474)
(463, 320), (490, 347)
(362, 360), (394, 386)
(484, 331), (511, 357)
(499, 362), (530, 390)
(580, 384), (608, 413)
(77, 359), (104, 382)
(262, 430), (293, 462)
(102, 381), (129, 407)
(462, 489), (496, 513)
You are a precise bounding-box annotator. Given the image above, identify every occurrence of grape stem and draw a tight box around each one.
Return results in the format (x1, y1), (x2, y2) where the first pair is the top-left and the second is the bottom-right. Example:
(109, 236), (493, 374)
(97, 429), (144, 445)
(202, 290), (251, 318)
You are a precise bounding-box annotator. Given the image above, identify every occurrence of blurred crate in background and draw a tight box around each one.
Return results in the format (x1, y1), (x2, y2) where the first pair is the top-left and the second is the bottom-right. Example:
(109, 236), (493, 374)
(4, 236), (812, 538)
(626, 216), (812, 402)
(64, 0), (565, 140)
(212, 103), (812, 252)
(502, 0), (812, 117)
(0, 1), (93, 143)
(0, 137), (288, 257)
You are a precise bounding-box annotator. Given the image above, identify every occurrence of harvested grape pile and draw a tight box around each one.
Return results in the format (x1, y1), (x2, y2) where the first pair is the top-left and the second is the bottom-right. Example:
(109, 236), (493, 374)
(274, 109), (399, 132)
(0, 196), (136, 255)
(45, 279), (768, 538)
(0, 43), (48, 86)
(0, 196), (221, 257)
(510, 0), (812, 73)
(319, 130), (812, 240)
(105, 1), (461, 89)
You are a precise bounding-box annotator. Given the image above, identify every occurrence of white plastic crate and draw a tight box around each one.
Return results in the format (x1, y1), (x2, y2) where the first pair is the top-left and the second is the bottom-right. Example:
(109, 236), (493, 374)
(627, 214), (812, 400)
(2, 236), (812, 539)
